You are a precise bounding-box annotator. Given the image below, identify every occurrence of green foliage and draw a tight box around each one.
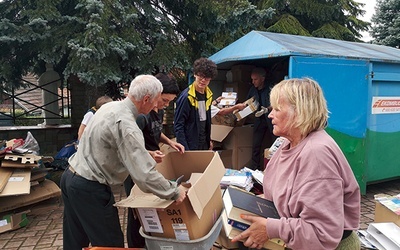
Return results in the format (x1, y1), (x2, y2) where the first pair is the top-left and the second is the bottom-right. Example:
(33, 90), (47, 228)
(312, 22), (355, 41)
(252, 0), (369, 42)
(0, 0), (370, 92)
(0, 0), (272, 90)
(266, 14), (310, 36)
(371, 0), (400, 48)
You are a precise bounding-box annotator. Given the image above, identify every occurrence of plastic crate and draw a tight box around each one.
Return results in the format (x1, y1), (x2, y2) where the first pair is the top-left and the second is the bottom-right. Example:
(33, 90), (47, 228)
(139, 215), (222, 250)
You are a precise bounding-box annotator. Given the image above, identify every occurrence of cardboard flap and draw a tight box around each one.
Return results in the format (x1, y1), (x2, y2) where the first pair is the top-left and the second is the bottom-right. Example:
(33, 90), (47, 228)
(0, 168), (13, 193)
(114, 192), (173, 209)
(0, 169), (31, 197)
(211, 125), (234, 142)
(187, 153), (225, 219)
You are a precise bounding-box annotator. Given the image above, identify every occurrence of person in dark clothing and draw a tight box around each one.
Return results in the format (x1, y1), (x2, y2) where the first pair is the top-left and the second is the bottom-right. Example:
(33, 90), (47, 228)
(247, 67), (276, 171)
(174, 57), (218, 150)
(124, 73), (185, 248)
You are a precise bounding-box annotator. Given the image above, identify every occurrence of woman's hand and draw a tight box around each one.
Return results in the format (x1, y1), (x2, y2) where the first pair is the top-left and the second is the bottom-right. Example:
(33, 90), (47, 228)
(169, 141), (185, 154)
(231, 215), (269, 249)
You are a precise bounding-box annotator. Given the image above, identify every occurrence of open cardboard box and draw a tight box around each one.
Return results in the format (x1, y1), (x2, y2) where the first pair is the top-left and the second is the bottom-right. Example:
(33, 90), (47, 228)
(115, 151), (225, 240)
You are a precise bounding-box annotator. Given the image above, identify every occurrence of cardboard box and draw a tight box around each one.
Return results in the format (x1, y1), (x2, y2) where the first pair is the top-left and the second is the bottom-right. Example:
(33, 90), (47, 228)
(218, 92), (237, 107)
(217, 150), (233, 169)
(211, 125), (253, 170)
(115, 151), (225, 240)
(234, 97), (259, 121)
(0, 210), (29, 234)
(375, 201), (400, 227)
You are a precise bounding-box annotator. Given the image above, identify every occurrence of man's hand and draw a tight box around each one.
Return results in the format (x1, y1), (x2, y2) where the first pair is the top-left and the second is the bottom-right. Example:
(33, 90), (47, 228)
(149, 150), (165, 163)
(231, 214), (269, 249)
(174, 185), (187, 204)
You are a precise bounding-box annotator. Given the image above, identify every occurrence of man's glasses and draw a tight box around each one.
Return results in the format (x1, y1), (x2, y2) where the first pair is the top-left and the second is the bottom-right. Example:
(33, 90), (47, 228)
(196, 75), (211, 82)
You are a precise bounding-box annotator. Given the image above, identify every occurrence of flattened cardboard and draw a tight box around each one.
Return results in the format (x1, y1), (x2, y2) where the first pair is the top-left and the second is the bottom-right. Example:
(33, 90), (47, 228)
(1, 154), (40, 168)
(0, 168), (13, 193)
(0, 179), (61, 213)
(0, 169), (31, 197)
(115, 151), (225, 240)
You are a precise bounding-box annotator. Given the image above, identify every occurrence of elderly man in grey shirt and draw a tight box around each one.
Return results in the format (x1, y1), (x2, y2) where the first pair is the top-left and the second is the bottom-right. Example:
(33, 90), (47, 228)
(60, 75), (186, 250)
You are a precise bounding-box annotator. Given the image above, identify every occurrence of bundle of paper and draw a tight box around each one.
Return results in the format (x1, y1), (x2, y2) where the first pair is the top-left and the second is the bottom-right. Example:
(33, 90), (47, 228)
(220, 169), (253, 191)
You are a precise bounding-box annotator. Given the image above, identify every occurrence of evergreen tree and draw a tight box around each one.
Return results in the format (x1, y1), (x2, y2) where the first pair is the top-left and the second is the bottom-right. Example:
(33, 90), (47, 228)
(371, 0), (400, 48)
(0, 0), (272, 90)
(251, 0), (369, 41)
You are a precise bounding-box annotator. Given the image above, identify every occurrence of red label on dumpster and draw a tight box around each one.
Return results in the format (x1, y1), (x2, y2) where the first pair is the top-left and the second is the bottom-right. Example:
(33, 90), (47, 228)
(372, 97), (400, 114)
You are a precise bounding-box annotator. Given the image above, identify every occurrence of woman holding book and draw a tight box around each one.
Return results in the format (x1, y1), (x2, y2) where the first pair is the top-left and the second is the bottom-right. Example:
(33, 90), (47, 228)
(232, 78), (361, 249)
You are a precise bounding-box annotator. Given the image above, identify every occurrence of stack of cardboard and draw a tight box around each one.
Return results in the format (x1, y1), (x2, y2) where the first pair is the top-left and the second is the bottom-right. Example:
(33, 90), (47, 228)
(0, 140), (61, 234)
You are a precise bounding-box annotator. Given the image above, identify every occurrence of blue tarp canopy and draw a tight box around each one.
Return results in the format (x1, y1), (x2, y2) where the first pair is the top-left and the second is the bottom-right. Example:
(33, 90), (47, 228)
(209, 31), (400, 68)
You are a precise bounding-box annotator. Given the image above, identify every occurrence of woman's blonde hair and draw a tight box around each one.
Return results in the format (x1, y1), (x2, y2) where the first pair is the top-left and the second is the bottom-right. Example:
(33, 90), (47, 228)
(270, 78), (329, 136)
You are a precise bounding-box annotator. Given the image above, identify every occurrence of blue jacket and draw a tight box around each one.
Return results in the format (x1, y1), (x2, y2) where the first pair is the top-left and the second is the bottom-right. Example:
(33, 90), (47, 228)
(174, 83), (213, 150)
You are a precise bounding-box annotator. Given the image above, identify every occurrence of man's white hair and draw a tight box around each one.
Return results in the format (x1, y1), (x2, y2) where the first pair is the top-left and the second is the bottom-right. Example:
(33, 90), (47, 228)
(129, 75), (163, 101)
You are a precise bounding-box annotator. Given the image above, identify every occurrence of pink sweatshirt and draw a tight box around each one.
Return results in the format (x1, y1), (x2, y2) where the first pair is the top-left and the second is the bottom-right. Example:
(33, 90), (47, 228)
(263, 130), (360, 250)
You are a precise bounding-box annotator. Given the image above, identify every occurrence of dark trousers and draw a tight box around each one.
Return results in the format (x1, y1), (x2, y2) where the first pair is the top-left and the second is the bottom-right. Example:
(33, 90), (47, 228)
(250, 117), (276, 171)
(123, 177), (145, 248)
(60, 168), (124, 250)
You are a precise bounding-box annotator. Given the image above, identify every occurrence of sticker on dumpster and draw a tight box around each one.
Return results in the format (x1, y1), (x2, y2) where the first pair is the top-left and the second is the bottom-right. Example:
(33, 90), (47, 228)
(137, 208), (163, 233)
(372, 96), (400, 114)
(172, 224), (190, 241)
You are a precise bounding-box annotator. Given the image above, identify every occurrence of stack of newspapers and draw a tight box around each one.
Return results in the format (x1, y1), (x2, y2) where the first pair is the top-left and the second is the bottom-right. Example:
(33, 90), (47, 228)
(220, 169), (253, 191)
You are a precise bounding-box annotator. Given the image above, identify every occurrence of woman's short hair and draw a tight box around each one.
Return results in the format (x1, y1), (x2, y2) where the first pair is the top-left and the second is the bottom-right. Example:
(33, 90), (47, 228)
(155, 73), (180, 95)
(95, 96), (113, 109)
(129, 75), (163, 101)
(270, 78), (329, 136)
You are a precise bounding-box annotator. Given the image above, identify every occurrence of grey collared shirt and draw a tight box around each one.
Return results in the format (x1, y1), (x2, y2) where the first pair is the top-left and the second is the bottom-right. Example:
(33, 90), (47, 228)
(69, 98), (179, 200)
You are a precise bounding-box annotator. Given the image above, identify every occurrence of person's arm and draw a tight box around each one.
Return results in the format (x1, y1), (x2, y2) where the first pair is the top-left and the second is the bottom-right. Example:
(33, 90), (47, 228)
(173, 92), (190, 150)
(120, 129), (183, 201)
(77, 124), (86, 140)
(77, 112), (94, 140)
(217, 103), (247, 116)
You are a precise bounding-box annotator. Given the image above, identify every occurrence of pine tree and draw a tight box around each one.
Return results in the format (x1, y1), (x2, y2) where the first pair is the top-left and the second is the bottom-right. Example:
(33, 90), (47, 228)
(371, 0), (400, 48)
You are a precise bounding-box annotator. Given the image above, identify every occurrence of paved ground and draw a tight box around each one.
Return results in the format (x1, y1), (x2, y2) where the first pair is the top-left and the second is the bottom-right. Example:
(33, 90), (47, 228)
(0, 178), (399, 249)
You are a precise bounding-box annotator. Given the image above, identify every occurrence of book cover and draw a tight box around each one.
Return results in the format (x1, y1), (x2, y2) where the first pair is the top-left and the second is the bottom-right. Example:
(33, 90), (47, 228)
(228, 218), (250, 231)
(223, 186), (279, 225)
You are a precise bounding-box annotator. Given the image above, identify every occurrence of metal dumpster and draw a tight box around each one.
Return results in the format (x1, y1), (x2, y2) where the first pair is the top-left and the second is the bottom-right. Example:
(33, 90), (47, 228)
(209, 31), (400, 194)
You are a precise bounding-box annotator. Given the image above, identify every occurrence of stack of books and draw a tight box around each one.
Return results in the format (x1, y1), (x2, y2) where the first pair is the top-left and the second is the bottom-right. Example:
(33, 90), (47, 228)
(221, 186), (286, 250)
